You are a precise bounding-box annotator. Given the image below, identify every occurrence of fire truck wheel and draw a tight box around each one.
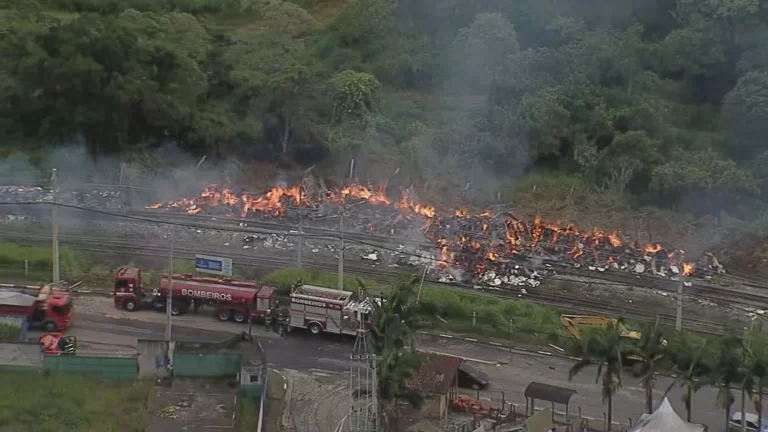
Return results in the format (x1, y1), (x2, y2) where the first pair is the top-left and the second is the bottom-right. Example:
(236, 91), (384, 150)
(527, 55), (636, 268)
(124, 300), (137, 312)
(233, 311), (247, 323)
(43, 321), (58, 332)
(218, 309), (231, 321)
(308, 322), (323, 335)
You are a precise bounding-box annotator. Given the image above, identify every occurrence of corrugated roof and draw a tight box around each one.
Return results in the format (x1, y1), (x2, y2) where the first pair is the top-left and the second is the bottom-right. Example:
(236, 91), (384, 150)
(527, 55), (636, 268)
(407, 352), (463, 395)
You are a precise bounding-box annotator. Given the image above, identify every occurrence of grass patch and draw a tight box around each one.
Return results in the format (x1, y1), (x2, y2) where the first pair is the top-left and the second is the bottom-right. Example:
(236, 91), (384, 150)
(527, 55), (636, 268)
(263, 267), (566, 346)
(239, 397), (259, 431)
(0, 372), (152, 432)
(0, 323), (21, 341)
(0, 243), (88, 282)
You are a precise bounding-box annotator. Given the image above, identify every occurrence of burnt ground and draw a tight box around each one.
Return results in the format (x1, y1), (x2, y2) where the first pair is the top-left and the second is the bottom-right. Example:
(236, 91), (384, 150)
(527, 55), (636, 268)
(147, 378), (240, 432)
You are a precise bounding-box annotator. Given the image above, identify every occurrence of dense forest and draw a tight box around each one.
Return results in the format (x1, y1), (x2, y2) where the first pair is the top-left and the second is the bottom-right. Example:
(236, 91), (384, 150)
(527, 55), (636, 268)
(0, 0), (767, 219)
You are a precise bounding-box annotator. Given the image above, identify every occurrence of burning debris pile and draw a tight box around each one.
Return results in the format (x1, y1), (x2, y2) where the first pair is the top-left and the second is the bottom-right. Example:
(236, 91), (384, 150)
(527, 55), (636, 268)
(148, 183), (724, 288)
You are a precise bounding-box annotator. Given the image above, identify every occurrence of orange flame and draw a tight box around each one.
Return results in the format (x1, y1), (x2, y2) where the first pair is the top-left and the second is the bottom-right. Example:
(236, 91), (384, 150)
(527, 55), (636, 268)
(644, 244), (662, 254)
(682, 262), (694, 276)
(148, 182), (705, 280)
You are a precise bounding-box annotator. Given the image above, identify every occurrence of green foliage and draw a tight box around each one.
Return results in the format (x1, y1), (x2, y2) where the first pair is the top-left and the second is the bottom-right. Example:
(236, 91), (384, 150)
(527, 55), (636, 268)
(1, 0), (768, 217)
(0, 243), (87, 281)
(0, 323), (20, 341)
(0, 372), (152, 432)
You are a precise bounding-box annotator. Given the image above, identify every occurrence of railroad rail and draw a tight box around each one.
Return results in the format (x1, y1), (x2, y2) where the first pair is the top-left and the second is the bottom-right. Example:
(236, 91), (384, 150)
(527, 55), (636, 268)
(0, 230), (756, 336)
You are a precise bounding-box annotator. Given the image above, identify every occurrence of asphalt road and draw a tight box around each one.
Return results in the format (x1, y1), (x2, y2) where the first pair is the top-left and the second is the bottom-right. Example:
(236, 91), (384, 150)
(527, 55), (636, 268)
(43, 305), (761, 432)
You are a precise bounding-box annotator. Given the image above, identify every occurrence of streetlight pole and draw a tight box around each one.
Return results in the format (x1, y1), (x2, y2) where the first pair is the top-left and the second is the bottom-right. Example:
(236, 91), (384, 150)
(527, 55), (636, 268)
(165, 229), (175, 342)
(51, 169), (60, 285)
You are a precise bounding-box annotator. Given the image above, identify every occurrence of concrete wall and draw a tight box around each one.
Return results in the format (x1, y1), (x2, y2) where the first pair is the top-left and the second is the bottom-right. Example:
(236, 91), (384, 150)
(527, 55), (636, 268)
(174, 352), (242, 377)
(44, 355), (138, 380)
(137, 339), (171, 379)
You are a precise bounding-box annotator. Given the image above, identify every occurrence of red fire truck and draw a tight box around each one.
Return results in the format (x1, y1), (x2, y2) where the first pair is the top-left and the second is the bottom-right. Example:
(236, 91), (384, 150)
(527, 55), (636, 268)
(0, 283), (73, 331)
(287, 284), (375, 335)
(112, 267), (276, 323)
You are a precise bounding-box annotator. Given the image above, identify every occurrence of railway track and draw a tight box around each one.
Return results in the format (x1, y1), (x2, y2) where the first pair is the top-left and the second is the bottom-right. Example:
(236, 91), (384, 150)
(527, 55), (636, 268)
(0, 230), (751, 336)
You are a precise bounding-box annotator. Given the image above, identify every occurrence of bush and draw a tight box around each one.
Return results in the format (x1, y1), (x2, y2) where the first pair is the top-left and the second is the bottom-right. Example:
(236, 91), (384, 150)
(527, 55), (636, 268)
(0, 324), (20, 342)
(262, 267), (379, 297)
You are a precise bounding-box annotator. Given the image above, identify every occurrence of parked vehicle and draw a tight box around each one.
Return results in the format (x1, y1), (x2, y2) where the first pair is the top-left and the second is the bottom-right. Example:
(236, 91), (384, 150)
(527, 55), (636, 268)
(0, 283), (73, 331)
(728, 412), (768, 432)
(457, 361), (490, 390)
(285, 283), (376, 335)
(112, 267), (276, 323)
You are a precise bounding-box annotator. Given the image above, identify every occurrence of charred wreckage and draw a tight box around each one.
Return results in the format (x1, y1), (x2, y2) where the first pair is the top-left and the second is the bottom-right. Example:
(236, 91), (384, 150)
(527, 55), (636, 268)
(0, 183), (726, 289)
(144, 183), (725, 288)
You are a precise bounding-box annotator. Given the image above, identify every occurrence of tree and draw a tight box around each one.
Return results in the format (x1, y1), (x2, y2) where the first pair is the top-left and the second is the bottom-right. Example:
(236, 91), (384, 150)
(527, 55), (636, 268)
(452, 13), (519, 93)
(746, 327), (768, 430)
(625, 317), (666, 414)
(664, 330), (710, 422)
(362, 277), (427, 430)
(713, 336), (746, 432)
(568, 321), (625, 431)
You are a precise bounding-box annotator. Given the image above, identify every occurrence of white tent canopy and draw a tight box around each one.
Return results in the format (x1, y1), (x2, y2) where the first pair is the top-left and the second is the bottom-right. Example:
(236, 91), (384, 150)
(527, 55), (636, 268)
(630, 397), (705, 432)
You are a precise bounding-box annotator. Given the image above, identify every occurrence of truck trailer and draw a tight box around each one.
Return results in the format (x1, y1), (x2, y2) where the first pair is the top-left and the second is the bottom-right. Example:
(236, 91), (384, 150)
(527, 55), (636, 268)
(0, 283), (73, 331)
(112, 267), (276, 323)
(287, 284), (375, 335)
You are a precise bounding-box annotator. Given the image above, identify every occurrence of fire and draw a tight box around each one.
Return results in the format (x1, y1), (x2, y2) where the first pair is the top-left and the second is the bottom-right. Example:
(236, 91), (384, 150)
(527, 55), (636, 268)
(147, 181), (708, 280)
(682, 262), (694, 276)
(644, 244), (662, 254)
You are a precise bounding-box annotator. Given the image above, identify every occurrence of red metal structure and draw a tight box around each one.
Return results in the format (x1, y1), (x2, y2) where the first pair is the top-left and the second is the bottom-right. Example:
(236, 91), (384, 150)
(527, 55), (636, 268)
(113, 267), (276, 323)
(0, 283), (73, 331)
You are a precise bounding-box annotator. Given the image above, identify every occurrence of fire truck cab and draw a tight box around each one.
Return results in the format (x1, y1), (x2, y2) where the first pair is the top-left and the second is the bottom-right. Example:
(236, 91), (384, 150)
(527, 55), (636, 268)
(0, 284), (73, 332)
(113, 267), (147, 311)
(288, 284), (375, 335)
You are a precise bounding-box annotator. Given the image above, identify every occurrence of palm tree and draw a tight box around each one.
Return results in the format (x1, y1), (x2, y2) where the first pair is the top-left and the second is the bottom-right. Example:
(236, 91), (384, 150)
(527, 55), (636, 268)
(568, 320), (625, 431)
(745, 327), (768, 430)
(664, 330), (710, 422)
(714, 336), (745, 432)
(625, 317), (667, 414)
(362, 277), (426, 431)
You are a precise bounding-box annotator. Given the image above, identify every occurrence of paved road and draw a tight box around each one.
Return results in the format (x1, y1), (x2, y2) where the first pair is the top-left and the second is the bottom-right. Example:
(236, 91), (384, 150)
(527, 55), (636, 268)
(61, 298), (764, 432)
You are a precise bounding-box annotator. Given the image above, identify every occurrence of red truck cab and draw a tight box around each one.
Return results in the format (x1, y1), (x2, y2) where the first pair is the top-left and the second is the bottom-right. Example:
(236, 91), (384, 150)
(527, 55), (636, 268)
(0, 284), (73, 331)
(113, 267), (146, 311)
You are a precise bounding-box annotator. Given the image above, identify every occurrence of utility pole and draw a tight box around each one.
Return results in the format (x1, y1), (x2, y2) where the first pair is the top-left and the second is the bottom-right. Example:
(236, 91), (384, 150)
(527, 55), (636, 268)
(416, 265), (428, 303)
(165, 229), (175, 342)
(675, 278), (683, 331)
(51, 169), (60, 285)
(338, 201), (344, 291)
(297, 186), (303, 270)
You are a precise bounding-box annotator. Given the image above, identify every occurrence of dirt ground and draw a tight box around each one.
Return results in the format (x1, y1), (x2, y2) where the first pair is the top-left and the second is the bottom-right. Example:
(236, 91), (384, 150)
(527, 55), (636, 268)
(280, 368), (348, 432)
(146, 378), (240, 432)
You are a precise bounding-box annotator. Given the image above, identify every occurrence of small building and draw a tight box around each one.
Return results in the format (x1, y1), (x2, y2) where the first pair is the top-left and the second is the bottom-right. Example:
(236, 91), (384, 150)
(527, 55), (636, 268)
(407, 352), (463, 420)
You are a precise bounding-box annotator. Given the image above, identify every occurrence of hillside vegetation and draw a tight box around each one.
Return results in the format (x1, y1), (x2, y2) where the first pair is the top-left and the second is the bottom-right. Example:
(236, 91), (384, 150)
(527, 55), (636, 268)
(1, 0), (768, 248)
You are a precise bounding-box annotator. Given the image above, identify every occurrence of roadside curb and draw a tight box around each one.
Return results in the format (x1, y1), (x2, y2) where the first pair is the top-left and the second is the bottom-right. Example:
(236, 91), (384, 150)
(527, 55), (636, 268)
(417, 331), (582, 362)
(273, 368), (293, 429)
